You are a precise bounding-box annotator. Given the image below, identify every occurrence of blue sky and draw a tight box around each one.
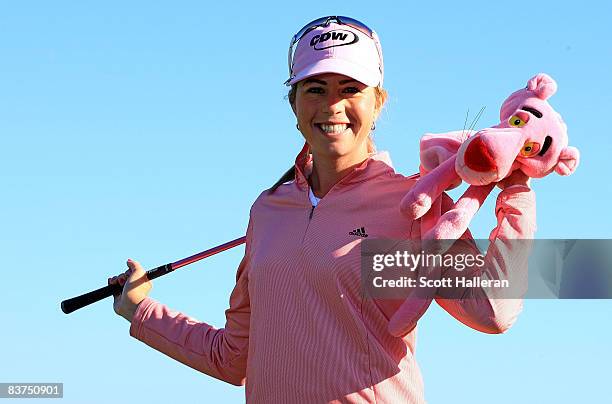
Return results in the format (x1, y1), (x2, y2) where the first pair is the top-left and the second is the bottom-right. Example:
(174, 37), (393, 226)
(1, 1), (610, 403)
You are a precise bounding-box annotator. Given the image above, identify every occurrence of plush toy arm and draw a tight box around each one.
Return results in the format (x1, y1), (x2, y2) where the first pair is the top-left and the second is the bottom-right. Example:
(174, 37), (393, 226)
(435, 185), (536, 334)
(400, 156), (460, 219)
(401, 130), (476, 220)
(423, 183), (495, 240)
(387, 196), (443, 338)
(388, 186), (492, 338)
(420, 159), (533, 241)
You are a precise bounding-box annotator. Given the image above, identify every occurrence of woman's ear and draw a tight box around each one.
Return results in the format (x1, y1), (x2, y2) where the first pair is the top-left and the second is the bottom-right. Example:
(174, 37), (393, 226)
(373, 103), (382, 123)
(373, 89), (385, 122)
(290, 83), (298, 116)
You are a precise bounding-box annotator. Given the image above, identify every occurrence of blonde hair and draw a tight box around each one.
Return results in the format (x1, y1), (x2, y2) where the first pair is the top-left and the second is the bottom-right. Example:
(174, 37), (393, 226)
(288, 84), (388, 153)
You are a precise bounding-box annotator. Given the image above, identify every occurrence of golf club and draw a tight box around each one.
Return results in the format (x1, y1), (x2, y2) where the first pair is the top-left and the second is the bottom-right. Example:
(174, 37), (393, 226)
(61, 236), (246, 314)
(61, 165), (294, 315)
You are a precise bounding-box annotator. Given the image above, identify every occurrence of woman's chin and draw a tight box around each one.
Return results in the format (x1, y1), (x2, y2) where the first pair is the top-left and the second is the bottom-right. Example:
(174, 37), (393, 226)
(313, 143), (362, 161)
(308, 133), (368, 161)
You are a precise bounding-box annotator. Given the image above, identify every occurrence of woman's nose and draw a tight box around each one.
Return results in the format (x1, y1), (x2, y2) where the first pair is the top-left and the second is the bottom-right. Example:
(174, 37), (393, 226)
(320, 94), (345, 114)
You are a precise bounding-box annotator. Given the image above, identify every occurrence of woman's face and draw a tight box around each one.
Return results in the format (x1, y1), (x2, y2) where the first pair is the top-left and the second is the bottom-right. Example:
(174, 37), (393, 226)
(293, 73), (379, 162)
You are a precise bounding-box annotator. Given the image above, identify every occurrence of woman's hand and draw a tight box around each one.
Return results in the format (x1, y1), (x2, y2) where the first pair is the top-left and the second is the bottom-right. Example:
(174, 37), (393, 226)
(108, 258), (152, 323)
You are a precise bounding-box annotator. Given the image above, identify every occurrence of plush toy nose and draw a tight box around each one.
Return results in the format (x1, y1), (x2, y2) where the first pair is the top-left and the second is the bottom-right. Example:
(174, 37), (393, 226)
(464, 136), (497, 172)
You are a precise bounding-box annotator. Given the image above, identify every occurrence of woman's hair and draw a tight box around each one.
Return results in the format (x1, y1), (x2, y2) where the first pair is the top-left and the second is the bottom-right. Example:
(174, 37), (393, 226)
(269, 84), (388, 194)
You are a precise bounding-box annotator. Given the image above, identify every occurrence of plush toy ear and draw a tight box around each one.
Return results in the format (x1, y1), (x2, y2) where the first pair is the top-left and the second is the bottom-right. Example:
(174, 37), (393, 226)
(554, 146), (580, 176)
(419, 131), (471, 172)
(527, 73), (557, 100)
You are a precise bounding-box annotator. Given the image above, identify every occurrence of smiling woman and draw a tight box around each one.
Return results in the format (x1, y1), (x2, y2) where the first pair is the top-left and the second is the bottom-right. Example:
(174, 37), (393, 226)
(289, 73), (387, 197)
(110, 15), (537, 404)
(287, 79), (388, 153)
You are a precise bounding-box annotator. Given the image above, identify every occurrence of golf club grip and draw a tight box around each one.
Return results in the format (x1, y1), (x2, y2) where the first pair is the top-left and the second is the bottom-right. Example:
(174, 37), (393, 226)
(61, 263), (173, 314)
(61, 283), (123, 314)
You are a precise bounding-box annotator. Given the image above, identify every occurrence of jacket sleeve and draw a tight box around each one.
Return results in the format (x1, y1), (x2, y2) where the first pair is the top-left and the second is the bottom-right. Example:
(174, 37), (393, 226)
(435, 185), (536, 334)
(129, 215), (254, 386)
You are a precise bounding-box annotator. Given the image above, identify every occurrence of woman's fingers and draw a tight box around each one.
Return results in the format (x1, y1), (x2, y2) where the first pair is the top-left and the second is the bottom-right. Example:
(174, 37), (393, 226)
(108, 267), (132, 286)
(108, 262), (142, 294)
(108, 276), (121, 298)
(126, 259), (150, 285)
(108, 259), (151, 321)
(108, 273), (129, 296)
(127, 259), (143, 276)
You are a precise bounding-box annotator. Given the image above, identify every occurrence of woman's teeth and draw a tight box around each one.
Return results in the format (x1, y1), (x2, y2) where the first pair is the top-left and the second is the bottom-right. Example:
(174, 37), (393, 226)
(318, 124), (349, 134)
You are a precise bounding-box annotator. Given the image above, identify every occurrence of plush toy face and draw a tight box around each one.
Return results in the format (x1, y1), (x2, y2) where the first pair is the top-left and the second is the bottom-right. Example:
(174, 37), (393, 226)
(455, 74), (580, 186)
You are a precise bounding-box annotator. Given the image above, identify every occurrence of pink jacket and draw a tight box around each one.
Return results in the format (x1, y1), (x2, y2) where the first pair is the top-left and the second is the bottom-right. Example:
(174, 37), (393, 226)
(130, 143), (536, 403)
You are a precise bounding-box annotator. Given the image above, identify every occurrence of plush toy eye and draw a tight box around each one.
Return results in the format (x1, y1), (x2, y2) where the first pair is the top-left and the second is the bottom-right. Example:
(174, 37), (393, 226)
(520, 141), (541, 157)
(509, 115), (527, 127)
(508, 111), (530, 128)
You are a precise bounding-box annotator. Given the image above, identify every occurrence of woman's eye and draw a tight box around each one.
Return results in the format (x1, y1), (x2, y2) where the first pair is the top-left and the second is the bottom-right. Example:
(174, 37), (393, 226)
(343, 87), (360, 93)
(306, 87), (324, 94)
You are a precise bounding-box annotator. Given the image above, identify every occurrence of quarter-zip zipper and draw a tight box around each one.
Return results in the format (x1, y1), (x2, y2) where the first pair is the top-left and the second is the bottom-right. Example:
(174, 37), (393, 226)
(296, 154), (368, 244)
(302, 204), (316, 243)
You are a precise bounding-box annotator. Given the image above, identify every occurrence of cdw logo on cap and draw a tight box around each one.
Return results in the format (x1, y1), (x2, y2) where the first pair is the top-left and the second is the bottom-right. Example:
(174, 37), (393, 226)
(309, 29), (359, 50)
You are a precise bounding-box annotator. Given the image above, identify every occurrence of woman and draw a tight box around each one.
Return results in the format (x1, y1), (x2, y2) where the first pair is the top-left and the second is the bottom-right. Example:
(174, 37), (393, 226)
(109, 16), (535, 403)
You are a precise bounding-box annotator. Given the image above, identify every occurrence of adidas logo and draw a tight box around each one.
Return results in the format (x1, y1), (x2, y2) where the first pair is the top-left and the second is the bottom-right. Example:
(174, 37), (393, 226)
(349, 227), (368, 238)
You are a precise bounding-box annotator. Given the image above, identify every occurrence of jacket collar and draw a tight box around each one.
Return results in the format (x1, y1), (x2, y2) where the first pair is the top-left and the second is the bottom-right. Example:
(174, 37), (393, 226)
(293, 141), (396, 191)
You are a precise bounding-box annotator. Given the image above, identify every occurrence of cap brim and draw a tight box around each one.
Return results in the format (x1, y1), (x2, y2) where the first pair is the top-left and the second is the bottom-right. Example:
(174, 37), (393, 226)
(285, 58), (380, 87)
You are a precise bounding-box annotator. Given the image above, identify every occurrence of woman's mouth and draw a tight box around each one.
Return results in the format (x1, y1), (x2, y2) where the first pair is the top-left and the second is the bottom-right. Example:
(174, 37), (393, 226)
(315, 123), (352, 136)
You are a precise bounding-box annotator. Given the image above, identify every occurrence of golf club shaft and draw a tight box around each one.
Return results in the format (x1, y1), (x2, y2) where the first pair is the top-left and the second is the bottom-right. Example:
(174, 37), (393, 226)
(60, 236), (246, 314)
